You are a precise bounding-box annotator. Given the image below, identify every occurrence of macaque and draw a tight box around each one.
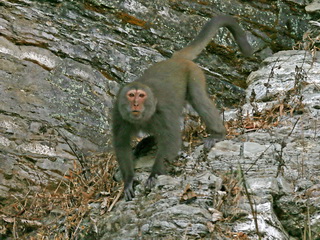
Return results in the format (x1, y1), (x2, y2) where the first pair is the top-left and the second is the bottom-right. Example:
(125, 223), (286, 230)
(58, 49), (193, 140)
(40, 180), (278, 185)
(112, 15), (253, 201)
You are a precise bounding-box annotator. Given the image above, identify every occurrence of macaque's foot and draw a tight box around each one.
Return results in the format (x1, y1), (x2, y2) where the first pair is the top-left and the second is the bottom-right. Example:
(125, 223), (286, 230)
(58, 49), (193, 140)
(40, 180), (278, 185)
(124, 180), (135, 201)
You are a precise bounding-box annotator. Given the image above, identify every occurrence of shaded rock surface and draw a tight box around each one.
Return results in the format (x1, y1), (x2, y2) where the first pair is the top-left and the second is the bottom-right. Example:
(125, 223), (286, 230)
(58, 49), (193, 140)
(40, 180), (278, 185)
(0, 0), (319, 239)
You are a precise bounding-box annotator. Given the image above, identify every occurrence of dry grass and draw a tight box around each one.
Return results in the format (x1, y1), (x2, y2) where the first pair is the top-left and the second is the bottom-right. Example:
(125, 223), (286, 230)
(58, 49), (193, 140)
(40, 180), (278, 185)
(0, 153), (121, 239)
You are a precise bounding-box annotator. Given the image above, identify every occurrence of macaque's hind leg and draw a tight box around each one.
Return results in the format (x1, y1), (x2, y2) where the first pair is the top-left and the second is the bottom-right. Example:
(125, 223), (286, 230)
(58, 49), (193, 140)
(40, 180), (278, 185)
(187, 66), (226, 150)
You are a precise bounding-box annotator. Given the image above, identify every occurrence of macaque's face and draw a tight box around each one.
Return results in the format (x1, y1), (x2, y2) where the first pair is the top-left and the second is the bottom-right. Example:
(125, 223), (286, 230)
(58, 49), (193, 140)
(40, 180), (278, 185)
(126, 89), (147, 118)
(118, 84), (156, 123)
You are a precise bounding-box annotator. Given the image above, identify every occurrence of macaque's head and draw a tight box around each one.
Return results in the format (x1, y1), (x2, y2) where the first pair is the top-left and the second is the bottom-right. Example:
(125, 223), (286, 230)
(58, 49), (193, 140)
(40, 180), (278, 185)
(118, 82), (157, 123)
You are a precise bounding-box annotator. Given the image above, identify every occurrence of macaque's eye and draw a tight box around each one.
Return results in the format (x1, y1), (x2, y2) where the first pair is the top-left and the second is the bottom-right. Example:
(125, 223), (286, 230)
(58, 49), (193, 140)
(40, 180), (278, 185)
(128, 93), (135, 97)
(139, 93), (145, 98)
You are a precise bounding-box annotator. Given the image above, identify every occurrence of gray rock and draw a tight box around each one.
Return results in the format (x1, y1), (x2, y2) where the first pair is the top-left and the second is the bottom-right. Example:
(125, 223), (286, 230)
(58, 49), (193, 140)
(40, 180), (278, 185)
(246, 177), (280, 195)
(0, 0), (319, 239)
(306, 0), (320, 12)
(245, 50), (320, 117)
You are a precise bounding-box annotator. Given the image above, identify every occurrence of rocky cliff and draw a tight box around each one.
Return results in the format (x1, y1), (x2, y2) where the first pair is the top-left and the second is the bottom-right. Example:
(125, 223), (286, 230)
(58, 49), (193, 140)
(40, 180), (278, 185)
(0, 0), (319, 239)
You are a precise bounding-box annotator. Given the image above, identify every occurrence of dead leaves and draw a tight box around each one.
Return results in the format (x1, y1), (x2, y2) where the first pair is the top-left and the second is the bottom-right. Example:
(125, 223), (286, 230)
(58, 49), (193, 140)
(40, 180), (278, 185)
(227, 99), (305, 138)
(180, 184), (197, 203)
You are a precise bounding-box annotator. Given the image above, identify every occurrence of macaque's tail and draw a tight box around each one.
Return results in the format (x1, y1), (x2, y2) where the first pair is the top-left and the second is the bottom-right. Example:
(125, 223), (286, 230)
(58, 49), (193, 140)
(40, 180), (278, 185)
(172, 15), (253, 60)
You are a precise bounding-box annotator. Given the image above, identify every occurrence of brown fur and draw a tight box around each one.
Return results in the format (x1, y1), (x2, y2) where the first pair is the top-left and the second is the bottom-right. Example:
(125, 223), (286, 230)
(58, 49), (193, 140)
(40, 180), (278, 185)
(112, 15), (253, 201)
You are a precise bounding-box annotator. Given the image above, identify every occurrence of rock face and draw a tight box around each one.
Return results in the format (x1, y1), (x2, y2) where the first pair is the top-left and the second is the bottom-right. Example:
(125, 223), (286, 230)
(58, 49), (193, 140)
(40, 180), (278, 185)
(0, 0), (311, 200)
(245, 50), (320, 117)
(0, 0), (319, 239)
(97, 50), (320, 240)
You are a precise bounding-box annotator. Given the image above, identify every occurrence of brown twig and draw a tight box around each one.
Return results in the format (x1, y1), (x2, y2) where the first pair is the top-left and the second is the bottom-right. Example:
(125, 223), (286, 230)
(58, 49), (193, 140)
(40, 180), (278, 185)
(238, 163), (261, 240)
(108, 187), (124, 212)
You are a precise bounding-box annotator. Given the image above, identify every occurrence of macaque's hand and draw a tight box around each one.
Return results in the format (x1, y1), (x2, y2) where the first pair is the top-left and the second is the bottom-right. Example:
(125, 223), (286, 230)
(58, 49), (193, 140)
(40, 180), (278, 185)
(145, 175), (157, 191)
(203, 137), (221, 152)
(124, 180), (135, 201)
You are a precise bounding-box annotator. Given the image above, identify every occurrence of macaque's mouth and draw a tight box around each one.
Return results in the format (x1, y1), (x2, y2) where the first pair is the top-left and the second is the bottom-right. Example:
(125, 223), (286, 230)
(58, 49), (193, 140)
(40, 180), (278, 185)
(131, 111), (140, 115)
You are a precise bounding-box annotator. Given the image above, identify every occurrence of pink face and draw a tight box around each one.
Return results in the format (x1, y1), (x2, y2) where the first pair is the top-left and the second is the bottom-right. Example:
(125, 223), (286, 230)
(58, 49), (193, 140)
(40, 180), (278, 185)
(126, 89), (147, 115)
